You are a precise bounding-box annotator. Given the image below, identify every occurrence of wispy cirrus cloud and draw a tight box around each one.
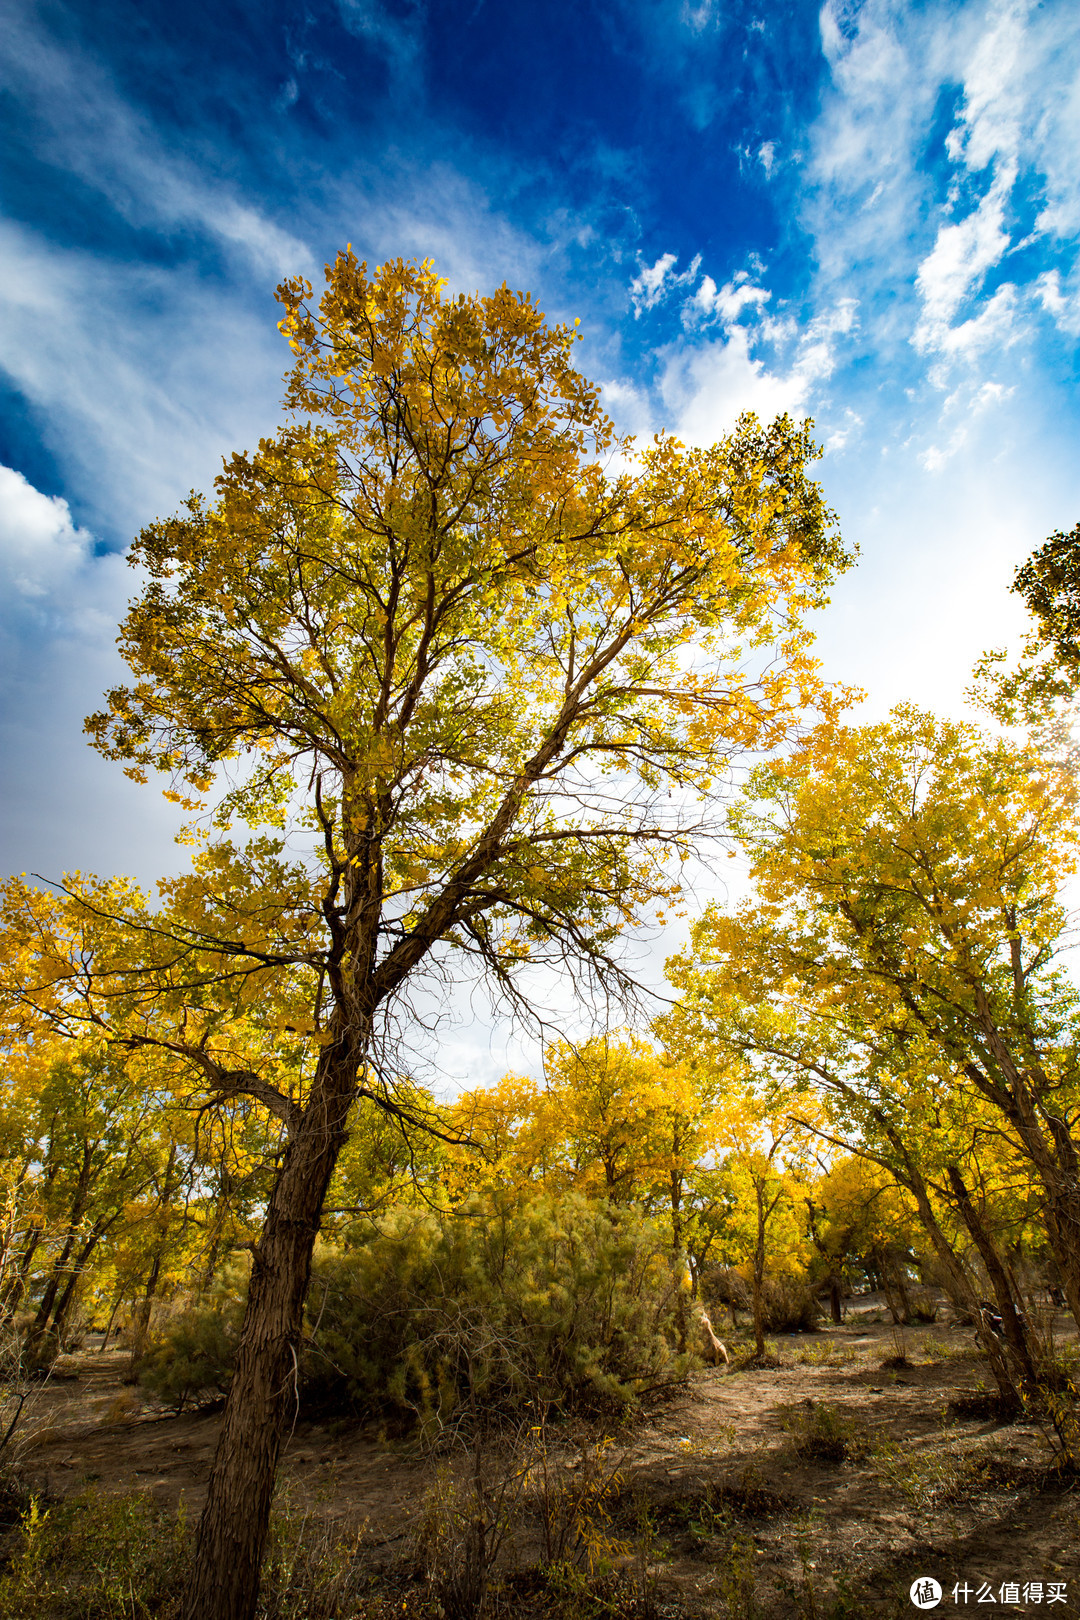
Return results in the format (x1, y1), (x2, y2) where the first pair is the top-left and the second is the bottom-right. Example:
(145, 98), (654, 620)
(0, 5), (566, 544)
(335, 0), (425, 94)
(0, 217), (286, 541)
(0, 6), (313, 277)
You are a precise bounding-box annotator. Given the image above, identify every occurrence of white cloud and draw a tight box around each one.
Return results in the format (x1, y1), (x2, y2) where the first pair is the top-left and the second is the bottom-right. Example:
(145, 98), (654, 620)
(660, 292), (858, 445)
(686, 272), (771, 325)
(973, 379), (1014, 408)
(631, 253), (678, 314)
(757, 141), (777, 179)
(825, 409), (864, 453)
(796, 297), (859, 374)
(629, 251), (702, 316)
(0, 464), (131, 648)
(809, 0), (1080, 375)
(943, 0), (1028, 171)
(681, 0), (718, 35)
(1034, 267), (1080, 333)
(0, 466), (185, 886)
(913, 166), (1016, 351)
(594, 378), (655, 444)
(662, 326), (810, 443)
(0, 466), (93, 598)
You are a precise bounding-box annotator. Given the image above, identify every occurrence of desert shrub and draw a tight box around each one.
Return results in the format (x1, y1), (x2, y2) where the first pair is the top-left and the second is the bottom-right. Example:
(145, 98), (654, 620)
(301, 1192), (686, 1428)
(778, 1401), (864, 1464)
(259, 1497), (377, 1620)
(790, 1338), (860, 1369)
(137, 1286), (245, 1412)
(760, 1275), (820, 1333)
(872, 1435), (1036, 1509)
(701, 1268), (819, 1333)
(906, 1287), (940, 1323)
(19, 1326), (61, 1377)
(663, 1469), (792, 1524)
(0, 1489), (421, 1620)
(700, 1267), (752, 1319)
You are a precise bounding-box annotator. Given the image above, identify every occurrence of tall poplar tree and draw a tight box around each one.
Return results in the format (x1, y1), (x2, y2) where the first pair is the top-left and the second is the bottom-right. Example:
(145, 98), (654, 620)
(41, 255), (848, 1619)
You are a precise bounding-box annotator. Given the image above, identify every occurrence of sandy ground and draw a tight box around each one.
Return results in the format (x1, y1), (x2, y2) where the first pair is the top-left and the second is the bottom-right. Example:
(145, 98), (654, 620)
(10, 1301), (1080, 1617)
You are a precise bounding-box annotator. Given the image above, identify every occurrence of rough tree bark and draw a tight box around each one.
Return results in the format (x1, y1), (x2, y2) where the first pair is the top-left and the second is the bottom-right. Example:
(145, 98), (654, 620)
(181, 1041), (360, 1620)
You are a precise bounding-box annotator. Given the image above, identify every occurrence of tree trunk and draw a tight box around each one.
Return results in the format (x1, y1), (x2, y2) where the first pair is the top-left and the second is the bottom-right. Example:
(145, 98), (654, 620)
(26, 1228), (79, 1358)
(181, 1047), (357, 1620)
(51, 1222), (110, 1348)
(879, 1142), (1020, 1410)
(201, 1232), (223, 1294)
(128, 1248), (165, 1372)
(100, 1291), (124, 1353)
(875, 1247), (904, 1324)
(670, 1168), (688, 1355)
(881, 1252), (912, 1325)
(805, 1200), (844, 1326)
(946, 1166), (1041, 1393)
(128, 1144), (180, 1368)
(752, 1185), (766, 1359)
(1041, 1190), (1080, 1331)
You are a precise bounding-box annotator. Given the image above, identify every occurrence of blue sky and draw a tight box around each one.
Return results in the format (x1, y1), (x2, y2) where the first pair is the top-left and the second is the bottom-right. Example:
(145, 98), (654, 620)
(2, 0), (1080, 902)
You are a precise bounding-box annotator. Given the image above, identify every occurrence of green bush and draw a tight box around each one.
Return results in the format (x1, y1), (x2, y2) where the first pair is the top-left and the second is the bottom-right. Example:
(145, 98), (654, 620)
(700, 1266), (752, 1319)
(760, 1275), (821, 1334)
(0, 1492), (187, 1619)
(301, 1191), (687, 1428)
(137, 1287), (245, 1412)
(133, 1195), (687, 1429)
(778, 1401), (864, 1464)
(0, 1489), (418, 1620)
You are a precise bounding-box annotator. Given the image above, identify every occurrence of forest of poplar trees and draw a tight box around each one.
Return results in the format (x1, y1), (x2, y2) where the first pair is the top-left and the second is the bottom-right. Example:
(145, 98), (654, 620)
(1, 257), (1079, 1620)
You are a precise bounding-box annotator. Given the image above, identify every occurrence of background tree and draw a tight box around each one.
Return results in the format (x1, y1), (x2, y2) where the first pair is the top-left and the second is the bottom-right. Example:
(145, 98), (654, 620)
(453, 1035), (728, 1349)
(2, 254), (850, 1620)
(666, 705), (1080, 1406)
(736, 709), (1080, 1322)
(974, 518), (1080, 745)
(714, 1089), (812, 1356)
(1012, 520), (1080, 677)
